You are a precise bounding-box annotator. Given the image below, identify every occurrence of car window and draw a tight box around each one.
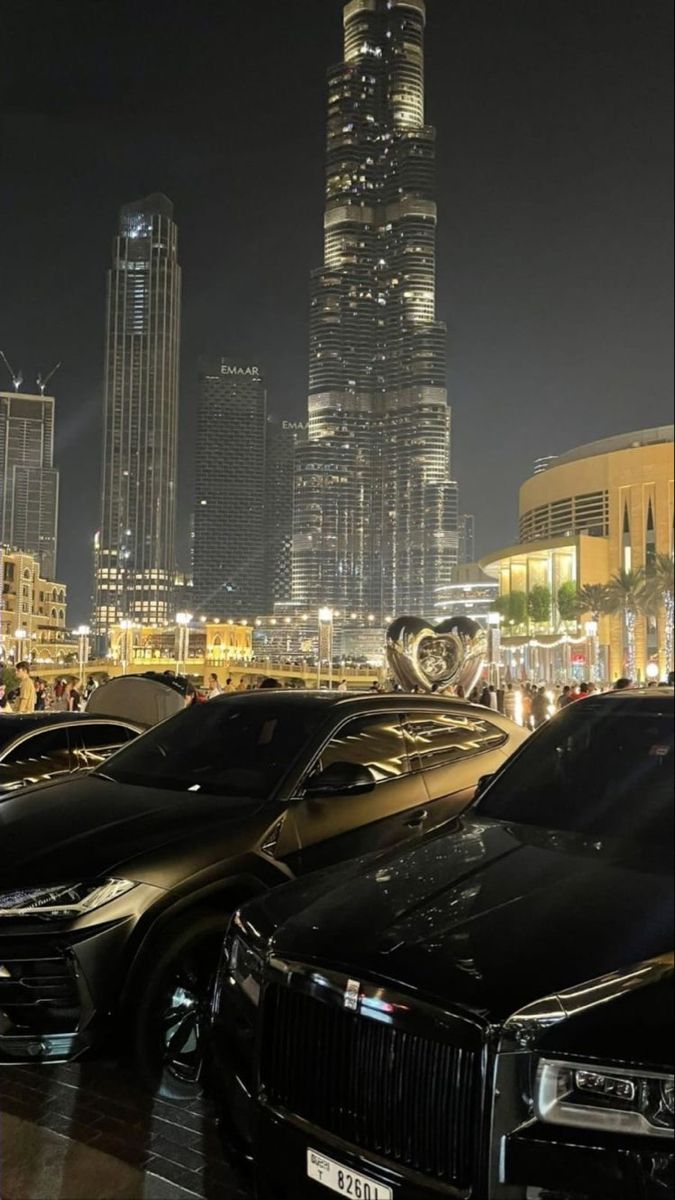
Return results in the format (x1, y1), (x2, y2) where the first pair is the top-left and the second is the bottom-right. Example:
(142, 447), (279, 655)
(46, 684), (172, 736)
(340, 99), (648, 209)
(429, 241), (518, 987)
(100, 701), (324, 802)
(407, 712), (508, 770)
(2, 728), (71, 769)
(73, 723), (138, 751)
(318, 715), (409, 783)
(476, 700), (674, 845)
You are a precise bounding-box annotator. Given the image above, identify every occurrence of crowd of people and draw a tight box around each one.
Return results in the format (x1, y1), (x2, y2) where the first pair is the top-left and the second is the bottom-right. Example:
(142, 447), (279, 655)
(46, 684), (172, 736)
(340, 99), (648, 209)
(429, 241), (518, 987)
(465, 675), (652, 730)
(0, 662), (100, 715)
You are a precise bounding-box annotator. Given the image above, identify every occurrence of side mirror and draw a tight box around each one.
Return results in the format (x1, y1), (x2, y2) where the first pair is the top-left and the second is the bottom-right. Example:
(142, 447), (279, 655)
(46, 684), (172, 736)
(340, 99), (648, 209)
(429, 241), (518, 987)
(475, 773), (494, 798)
(306, 761), (376, 799)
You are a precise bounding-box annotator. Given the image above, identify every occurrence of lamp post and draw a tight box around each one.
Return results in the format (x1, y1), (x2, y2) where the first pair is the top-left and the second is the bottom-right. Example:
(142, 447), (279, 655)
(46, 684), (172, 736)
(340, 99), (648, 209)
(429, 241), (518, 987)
(14, 628), (27, 663)
(119, 620), (134, 674)
(318, 607), (334, 690)
(176, 612), (193, 676)
(75, 625), (91, 685)
(584, 619), (599, 684)
(487, 612), (502, 689)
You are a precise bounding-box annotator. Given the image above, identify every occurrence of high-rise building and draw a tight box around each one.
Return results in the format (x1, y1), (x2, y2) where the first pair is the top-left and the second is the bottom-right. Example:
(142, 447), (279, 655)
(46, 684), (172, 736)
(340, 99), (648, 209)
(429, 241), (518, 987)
(534, 455), (559, 475)
(0, 390), (59, 578)
(94, 193), (181, 636)
(292, 0), (455, 617)
(193, 358), (267, 617)
(459, 513), (476, 565)
(265, 418), (307, 609)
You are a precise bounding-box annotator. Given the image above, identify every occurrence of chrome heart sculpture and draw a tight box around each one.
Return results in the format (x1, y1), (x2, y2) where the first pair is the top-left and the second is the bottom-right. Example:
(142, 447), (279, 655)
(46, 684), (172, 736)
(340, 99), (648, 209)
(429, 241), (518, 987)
(387, 616), (487, 696)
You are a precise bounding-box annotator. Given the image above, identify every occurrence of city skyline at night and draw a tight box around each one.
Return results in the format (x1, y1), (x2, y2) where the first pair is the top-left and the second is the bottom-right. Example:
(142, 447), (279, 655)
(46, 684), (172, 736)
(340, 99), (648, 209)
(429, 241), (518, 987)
(1, 0), (672, 622)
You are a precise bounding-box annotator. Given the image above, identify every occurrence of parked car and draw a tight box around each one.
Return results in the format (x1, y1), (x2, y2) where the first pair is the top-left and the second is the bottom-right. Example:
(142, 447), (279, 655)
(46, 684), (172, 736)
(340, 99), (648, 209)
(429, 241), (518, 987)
(0, 712), (142, 796)
(213, 688), (674, 1200)
(0, 691), (525, 1096)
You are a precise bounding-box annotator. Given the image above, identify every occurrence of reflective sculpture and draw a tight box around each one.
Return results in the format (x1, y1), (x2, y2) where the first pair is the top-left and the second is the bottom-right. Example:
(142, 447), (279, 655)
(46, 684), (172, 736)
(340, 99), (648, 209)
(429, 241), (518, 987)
(387, 616), (487, 696)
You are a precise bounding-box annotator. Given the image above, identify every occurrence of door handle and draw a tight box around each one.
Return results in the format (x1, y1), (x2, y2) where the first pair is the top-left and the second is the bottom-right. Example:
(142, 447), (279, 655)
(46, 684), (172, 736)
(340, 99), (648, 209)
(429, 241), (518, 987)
(405, 809), (428, 829)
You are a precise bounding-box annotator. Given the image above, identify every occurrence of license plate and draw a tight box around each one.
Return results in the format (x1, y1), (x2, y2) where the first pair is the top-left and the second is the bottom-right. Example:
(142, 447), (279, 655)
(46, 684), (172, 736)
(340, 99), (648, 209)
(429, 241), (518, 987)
(307, 1149), (393, 1199)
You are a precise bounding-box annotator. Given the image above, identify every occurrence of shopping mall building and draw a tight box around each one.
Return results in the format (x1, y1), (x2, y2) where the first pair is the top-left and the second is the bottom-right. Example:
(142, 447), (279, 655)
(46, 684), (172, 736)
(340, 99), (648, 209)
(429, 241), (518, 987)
(481, 426), (674, 683)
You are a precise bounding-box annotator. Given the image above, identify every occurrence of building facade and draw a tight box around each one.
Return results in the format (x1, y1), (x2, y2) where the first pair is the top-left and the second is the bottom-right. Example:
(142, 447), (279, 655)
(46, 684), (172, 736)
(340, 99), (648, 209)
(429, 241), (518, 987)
(0, 391), (59, 578)
(1, 546), (71, 664)
(265, 418), (307, 609)
(94, 193), (181, 637)
(292, 0), (456, 618)
(193, 359), (267, 617)
(458, 513), (476, 566)
(482, 427), (675, 681)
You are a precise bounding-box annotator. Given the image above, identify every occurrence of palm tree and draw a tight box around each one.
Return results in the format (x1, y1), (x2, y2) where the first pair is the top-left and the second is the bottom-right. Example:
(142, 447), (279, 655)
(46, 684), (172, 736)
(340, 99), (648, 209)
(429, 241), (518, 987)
(575, 583), (610, 623)
(574, 583), (610, 682)
(604, 569), (648, 679)
(645, 554), (675, 674)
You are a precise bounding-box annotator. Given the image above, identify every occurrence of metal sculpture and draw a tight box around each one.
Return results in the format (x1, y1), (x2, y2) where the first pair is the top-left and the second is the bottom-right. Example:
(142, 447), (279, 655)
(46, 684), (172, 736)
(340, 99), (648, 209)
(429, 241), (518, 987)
(387, 616), (487, 696)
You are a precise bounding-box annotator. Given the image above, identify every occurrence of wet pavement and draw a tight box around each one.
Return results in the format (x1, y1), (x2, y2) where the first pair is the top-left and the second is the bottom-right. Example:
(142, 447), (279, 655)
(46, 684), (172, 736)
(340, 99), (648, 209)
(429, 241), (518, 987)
(0, 1060), (253, 1200)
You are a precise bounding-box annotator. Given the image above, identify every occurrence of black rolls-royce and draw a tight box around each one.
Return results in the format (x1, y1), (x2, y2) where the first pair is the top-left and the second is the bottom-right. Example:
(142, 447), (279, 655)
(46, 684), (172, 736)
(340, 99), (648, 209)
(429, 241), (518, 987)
(212, 689), (674, 1199)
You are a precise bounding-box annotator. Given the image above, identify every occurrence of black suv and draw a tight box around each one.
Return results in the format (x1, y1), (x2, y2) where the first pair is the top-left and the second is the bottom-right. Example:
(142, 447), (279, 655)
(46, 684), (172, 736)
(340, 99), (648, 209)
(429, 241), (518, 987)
(214, 689), (674, 1200)
(0, 691), (524, 1097)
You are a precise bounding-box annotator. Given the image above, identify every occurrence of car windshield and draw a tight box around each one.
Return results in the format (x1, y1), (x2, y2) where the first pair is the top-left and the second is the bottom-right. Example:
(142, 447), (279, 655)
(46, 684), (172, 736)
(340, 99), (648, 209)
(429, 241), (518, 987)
(98, 699), (322, 800)
(476, 697), (674, 846)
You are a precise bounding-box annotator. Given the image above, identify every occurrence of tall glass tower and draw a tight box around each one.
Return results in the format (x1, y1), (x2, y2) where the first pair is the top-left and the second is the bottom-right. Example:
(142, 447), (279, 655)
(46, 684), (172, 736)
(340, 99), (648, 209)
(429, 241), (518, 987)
(94, 194), (181, 636)
(293, 0), (457, 617)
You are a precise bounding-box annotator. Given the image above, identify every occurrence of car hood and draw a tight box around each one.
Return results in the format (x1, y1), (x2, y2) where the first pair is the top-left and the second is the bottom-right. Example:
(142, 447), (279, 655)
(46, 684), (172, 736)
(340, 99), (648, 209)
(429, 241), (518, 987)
(262, 818), (673, 1025)
(0, 776), (265, 889)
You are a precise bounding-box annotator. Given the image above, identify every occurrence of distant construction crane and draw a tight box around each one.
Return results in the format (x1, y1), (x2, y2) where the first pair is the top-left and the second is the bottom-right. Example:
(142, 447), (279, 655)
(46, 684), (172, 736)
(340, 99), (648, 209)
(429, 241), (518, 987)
(0, 350), (23, 392)
(36, 362), (62, 395)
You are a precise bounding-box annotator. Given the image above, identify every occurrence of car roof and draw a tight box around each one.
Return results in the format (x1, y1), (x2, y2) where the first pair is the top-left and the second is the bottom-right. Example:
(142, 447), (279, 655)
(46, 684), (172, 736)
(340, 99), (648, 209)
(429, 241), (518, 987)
(210, 690), (501, 714)
(588, 688), (674, 703)
(0, 711), (140, 747)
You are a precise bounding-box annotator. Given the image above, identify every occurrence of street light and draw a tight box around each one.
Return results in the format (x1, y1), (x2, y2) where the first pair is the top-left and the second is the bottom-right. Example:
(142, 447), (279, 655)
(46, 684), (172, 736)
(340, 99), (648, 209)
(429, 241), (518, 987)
(14, 628), (27, 663)
(646, 661), (660, 682)
(75, 625), (90, 685)
(119, 619), (135, 674)
(584, 619), (599, 684)
(176, 612), (193, 675)
(318, 607), (334, 690)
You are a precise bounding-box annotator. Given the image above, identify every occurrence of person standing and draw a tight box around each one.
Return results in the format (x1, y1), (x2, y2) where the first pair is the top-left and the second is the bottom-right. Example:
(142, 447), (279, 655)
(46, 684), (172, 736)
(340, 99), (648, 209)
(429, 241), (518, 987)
(64, 678), (82, 712)
(34, 678), (47, 711)
(16, 662), (37, 714)
(558, 685), (573, 710)
(532, 686), (549, 729)
(207, 673), (223, 700)
(504, 684), (518, 722)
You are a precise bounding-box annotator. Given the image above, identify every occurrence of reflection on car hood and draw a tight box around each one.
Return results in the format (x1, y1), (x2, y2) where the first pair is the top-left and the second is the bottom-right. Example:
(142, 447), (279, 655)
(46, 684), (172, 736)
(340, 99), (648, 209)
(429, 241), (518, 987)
(261, 819), (674, 1024)
(0, 776), (262, 889)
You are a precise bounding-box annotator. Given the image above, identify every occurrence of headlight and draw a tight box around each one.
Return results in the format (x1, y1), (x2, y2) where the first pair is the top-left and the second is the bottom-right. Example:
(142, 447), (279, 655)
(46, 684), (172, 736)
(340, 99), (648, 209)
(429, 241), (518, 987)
(0, 880), (137, 920)
(537, 1059), (674, 1139)
(228, 934), (264, 1007)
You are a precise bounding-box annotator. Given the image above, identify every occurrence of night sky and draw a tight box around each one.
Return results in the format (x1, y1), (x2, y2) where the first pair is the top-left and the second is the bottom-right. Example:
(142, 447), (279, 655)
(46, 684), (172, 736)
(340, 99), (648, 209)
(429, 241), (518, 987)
(1, 0), (673, 622)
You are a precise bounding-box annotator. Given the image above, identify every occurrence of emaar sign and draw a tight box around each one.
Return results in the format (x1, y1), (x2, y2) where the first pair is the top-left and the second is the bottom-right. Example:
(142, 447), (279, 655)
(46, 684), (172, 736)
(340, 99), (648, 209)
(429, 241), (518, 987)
(220, 364), (261, 378)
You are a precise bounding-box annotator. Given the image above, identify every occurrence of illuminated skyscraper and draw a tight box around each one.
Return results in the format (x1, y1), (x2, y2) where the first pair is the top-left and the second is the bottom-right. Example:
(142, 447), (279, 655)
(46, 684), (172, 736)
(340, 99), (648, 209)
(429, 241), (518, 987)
(94, 194), (181, 635)
(265, 417), (307, 609)
(293, 0), (456, 615)
(0, 390), (59, 578)
(459, 512), (476, 565)
(193, 359), (267, 617)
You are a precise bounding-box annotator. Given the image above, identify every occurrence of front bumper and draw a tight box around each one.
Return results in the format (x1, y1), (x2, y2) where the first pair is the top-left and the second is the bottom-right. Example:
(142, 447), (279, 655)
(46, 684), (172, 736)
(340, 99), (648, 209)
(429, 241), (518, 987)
(0, 917), (136, 1064)
(252, 1106), (674, 1200)
(504, 1123), (674, 1199)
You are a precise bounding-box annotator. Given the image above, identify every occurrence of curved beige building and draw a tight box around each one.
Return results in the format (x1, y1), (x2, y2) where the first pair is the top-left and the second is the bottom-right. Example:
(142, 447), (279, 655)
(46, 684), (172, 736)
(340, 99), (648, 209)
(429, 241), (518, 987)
(482, 427), (674, 681)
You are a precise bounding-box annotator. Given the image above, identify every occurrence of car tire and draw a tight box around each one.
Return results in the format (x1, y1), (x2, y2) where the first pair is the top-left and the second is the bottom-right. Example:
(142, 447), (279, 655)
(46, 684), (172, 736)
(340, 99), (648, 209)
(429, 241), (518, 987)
(131, 909), (229, 1101)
